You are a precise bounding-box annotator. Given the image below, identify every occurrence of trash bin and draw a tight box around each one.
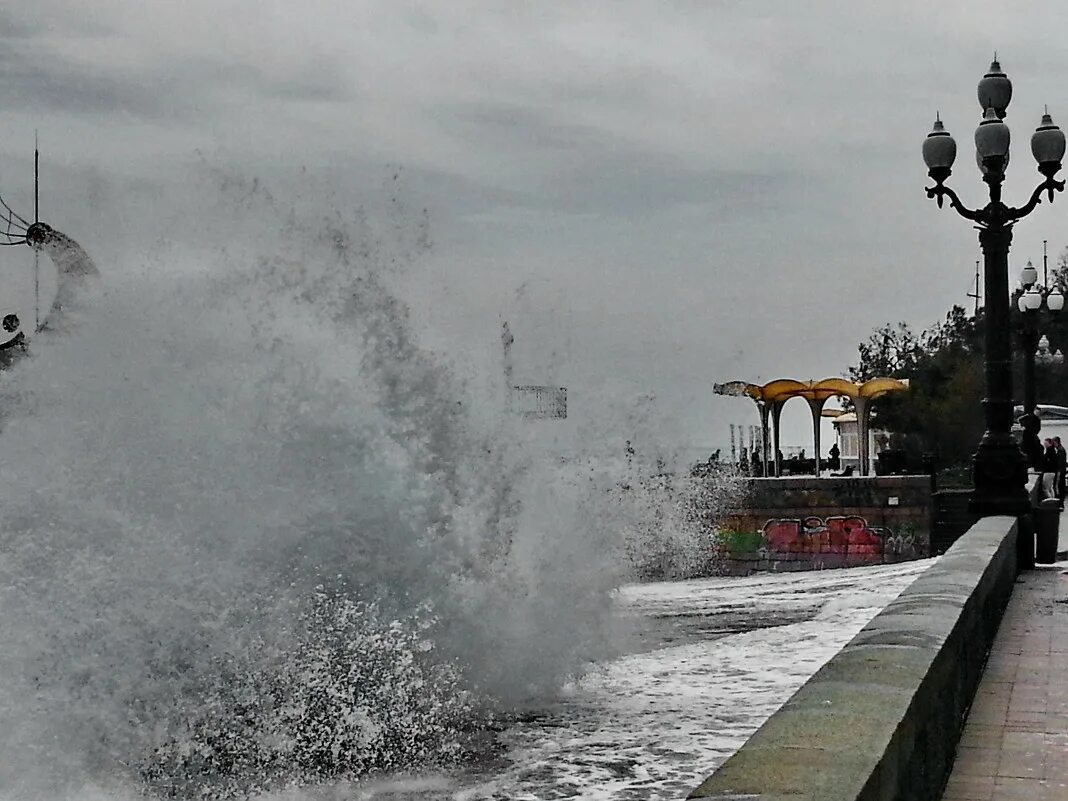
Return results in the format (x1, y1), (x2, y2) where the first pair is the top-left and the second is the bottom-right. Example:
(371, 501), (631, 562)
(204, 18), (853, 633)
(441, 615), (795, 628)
(1035, 497), (1061, 564)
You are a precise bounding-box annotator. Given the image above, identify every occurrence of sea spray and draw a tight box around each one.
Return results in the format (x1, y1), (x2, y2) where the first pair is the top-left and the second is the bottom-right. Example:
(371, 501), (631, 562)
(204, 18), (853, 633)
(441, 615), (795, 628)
(0, 166), (744, 799)
(138, 591), (473, 799)
(603, 453), (745, 581)
(0, 169), (626, 799)
(618, 466), (745, 580)
(587, 396), (745, 581)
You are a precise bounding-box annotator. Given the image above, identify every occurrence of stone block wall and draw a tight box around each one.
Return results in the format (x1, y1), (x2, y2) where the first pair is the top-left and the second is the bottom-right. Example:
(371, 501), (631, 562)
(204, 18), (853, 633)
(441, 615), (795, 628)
(689, 516), (1018, 801)
(717, 476), (931, 574)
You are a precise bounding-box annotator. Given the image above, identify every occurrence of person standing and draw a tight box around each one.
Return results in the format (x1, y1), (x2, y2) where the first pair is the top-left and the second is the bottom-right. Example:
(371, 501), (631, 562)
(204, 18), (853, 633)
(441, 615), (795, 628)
(1042, 438), (1059, 500)
(751, 448), (763, 477)
(1055, 436), (1067, 502)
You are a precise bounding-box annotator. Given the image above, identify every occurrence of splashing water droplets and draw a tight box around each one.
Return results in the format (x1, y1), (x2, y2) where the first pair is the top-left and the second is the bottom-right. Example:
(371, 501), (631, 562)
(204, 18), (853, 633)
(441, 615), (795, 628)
(0, 168), (637, 799)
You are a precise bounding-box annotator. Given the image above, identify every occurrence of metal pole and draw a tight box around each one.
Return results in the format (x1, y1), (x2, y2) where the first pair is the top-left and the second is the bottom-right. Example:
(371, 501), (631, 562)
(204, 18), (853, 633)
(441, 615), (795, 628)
(970, 259), (981, 316)
(759, 403), (771, 477)
(771, 401), (784, 477)
(1043, 239), (1048, 287)
(1023, 322), (1038, 416)
(807, 397), (825, 477)
(34, 130), (39, 225)
(855, 397), (870, 476)
(971, 220), (1029, 515)
(1020, 316), (1040, 468)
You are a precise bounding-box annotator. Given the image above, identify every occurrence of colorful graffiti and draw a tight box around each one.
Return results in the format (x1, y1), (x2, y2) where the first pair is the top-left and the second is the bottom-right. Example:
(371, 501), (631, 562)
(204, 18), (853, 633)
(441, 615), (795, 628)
(760, 515), (915, 557)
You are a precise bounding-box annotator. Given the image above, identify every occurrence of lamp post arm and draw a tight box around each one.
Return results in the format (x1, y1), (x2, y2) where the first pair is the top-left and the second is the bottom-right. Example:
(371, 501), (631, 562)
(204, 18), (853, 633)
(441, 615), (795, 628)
(925, 182), (983, 221)
(1007, 175), (1066, 222)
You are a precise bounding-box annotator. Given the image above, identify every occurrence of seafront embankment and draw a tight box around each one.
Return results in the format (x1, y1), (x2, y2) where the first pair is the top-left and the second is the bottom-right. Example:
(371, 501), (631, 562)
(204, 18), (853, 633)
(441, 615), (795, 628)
(689, 514), (1018, 800)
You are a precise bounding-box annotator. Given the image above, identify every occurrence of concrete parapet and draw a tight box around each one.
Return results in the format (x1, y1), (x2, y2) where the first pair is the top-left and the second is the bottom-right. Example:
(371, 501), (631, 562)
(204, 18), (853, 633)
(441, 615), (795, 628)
(689, 515), (1018, 801)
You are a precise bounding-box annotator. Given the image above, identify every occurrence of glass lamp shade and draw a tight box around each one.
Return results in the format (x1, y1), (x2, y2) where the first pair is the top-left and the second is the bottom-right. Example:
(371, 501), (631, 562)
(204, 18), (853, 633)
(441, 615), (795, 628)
(1032, 112), (1066, 168)
(1048, 287), (1065, 312)
(976, 107), (1010, 159)
(923, 117), (956, 171)
(1025, 284), (1043, 311)
(1021, 260), (1039, 287)
(978, 59), (1012, 118)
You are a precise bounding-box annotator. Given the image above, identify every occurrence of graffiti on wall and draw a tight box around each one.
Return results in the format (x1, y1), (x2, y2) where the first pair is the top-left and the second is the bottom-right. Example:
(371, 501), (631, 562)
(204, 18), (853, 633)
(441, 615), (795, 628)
(761, 515), (917, 558)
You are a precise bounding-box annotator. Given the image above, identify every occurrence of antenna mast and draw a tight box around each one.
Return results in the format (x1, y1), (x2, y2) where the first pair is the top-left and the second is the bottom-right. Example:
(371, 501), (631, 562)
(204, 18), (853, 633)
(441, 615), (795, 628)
(34, 130), (38, 225)
(33, 132), (40, 330)
(1044, 239), (1049, 287)
(967, 258), (981, 315)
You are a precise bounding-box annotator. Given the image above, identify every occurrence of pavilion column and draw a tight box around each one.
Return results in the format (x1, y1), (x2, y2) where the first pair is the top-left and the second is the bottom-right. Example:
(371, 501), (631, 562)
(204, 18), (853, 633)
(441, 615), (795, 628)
(757, 401), (770, 476)
(771, 400), (785, 477)
(855, 397), (871, 476)
(806, 397), (828, 477)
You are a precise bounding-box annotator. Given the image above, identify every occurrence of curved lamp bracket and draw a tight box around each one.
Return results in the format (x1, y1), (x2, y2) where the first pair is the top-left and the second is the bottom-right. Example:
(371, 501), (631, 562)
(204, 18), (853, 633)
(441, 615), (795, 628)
(1007, 174), (1066, 222)
(925, 181), (983, 222)
(926, 174), (1065, 227)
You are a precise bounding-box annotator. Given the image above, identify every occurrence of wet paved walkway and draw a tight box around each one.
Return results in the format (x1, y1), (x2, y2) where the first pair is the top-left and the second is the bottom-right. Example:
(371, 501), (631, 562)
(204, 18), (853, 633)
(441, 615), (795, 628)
(942, 560), (1068, 800)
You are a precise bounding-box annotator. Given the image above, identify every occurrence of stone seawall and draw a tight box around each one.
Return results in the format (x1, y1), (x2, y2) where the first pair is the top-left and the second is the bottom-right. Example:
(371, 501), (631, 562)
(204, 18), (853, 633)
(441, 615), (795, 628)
(690, 515), (1018, 800)
(719, 476), (931, 574)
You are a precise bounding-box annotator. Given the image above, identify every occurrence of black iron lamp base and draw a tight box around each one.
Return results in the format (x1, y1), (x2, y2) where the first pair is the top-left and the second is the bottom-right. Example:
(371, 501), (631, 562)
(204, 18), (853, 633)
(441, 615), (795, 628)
(969, 435), (1031, 516)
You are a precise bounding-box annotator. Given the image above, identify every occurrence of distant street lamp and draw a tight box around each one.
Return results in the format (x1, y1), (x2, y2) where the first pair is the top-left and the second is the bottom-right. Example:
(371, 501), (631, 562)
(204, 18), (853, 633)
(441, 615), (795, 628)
(1035, 334), (1065, 366)
(1016, 261), (1064, 466)
(923, 58), (1066, 516)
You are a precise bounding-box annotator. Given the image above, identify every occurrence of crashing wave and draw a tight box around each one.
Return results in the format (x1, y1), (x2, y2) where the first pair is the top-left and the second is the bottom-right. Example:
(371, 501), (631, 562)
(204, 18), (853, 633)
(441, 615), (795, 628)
(0, 169), (631, 800)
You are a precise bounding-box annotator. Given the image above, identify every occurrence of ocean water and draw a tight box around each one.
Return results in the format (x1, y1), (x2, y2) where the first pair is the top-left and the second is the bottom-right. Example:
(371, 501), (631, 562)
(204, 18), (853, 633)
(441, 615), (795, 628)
(248, 560), (932, 800)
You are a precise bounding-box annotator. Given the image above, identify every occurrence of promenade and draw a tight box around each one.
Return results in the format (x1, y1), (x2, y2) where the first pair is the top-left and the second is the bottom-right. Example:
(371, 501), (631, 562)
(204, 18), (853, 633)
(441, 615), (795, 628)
(942, 542), (1068, 799)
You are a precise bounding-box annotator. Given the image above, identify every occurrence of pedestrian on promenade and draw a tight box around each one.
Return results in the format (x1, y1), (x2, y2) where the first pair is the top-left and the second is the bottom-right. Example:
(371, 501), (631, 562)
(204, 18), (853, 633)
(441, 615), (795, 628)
(1055, 436), (1067, 501)
(1041, 438), (1059, 500)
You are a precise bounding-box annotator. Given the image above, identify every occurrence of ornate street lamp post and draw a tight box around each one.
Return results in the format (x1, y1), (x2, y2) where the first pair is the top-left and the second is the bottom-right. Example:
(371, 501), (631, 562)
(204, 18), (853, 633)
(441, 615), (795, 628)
(924, 58), (1066, 516)
(1016, 262), (1064, 467)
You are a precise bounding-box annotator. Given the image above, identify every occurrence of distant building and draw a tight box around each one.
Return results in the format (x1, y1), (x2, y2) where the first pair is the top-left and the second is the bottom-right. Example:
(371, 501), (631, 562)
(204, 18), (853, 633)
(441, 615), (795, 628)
(831, 412), (891, 475)
(501, 319), (567, 419)
(510, 385), (568, 419)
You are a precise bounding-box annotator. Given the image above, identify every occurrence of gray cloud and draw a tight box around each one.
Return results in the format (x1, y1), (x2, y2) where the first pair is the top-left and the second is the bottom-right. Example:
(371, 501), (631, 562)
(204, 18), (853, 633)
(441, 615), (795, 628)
(2, 1), (1068, 450)
(0, 7), (351, 121)
(0, 47), (163, 115)
(435, 100), (800, 215)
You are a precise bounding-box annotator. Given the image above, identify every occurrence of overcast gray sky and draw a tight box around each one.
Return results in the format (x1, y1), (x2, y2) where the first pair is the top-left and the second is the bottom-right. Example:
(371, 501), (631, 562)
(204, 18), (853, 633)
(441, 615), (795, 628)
(3, 1), (1068, 455)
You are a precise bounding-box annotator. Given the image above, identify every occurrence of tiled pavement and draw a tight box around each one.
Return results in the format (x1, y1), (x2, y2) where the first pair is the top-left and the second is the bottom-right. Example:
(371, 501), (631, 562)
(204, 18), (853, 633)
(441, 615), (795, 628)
(942, 560), (1068, 800)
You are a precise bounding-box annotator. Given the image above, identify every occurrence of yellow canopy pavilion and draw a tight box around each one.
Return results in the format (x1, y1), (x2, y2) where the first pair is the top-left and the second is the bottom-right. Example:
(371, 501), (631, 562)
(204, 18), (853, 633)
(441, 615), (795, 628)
(713, 377), (910, 476)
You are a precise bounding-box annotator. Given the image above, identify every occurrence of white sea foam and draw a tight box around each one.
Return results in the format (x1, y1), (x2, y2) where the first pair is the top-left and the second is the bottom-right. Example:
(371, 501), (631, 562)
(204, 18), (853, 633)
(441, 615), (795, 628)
(443, 559), (932, 800)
